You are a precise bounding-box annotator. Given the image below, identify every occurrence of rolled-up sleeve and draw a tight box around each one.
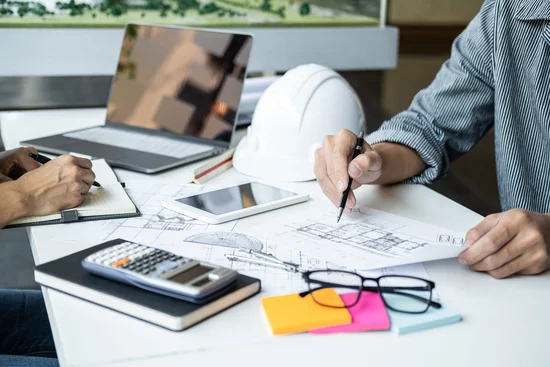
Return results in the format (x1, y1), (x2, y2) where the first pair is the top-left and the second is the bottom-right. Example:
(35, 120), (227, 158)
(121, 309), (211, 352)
(367, 0), (496, 184)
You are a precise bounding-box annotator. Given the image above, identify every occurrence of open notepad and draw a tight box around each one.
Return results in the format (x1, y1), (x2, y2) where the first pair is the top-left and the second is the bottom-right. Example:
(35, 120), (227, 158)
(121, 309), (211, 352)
(8, 159), (139, 227)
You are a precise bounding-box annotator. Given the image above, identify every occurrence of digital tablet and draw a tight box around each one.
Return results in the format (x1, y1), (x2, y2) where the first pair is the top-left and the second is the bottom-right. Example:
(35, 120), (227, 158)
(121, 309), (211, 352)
(161, 182), (309, 224)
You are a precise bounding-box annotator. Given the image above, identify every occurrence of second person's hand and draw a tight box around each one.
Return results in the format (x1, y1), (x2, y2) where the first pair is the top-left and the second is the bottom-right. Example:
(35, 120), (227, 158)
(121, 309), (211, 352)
(15, 155), (96, 216)
(314, 129), (383, 210)
(0, 147), (41, 180)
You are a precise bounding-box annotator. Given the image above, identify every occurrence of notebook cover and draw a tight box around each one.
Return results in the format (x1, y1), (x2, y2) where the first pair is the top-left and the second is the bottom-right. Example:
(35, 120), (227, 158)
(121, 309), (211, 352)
(5, 209), (141, 229)
(388, 301), (462, 335)
(310, 291), (390, 334)
(35, 240), (261, 328)
(261, 289), (351, 335)
(6, 182), (140, 229)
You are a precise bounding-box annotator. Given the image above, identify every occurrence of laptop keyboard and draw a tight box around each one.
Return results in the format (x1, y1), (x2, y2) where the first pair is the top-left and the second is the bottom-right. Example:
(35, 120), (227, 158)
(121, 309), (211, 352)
(64, 127), (215, 159)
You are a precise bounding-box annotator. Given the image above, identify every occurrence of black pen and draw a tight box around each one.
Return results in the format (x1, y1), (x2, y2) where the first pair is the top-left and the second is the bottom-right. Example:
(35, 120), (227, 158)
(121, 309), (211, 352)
(337, 131), (364, 223)
(28, 152), (102, 188)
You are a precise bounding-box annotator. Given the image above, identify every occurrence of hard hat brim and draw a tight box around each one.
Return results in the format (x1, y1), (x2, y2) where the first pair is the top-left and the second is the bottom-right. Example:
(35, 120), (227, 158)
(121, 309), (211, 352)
(233, 137), (316, 182)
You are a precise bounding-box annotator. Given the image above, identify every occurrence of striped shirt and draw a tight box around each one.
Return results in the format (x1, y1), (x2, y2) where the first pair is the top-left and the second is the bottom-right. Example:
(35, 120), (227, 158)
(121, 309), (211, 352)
(367, 0), (550, 213)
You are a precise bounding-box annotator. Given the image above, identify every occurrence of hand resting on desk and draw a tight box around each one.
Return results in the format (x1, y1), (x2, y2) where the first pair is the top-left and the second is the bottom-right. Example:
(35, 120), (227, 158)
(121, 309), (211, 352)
(458, 210), (550, 279)
(314, 129), (550, 279)
(0, 148), (96, 228)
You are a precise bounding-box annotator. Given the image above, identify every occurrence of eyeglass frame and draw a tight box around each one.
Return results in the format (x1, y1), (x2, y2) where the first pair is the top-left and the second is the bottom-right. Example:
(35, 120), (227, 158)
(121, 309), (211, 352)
(299, 270), (442, 314)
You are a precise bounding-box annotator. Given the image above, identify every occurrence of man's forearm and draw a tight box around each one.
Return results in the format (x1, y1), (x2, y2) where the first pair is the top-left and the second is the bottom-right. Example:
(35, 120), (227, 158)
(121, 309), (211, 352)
(371, 143), (427, 185)
(0, 182), (29, 229)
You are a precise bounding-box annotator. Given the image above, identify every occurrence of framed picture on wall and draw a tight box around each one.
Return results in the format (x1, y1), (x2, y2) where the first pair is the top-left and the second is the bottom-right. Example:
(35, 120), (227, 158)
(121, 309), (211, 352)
(0, 0), (384, 27)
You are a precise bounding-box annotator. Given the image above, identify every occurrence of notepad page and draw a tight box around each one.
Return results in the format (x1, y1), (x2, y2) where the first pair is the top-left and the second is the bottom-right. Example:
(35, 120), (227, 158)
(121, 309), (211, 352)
(77, 182), (135, 215)
(75, 159), (135, 215)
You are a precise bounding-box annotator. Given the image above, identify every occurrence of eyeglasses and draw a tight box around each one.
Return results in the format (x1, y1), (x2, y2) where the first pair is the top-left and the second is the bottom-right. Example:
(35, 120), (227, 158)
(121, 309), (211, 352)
(300, 270), (441, 314)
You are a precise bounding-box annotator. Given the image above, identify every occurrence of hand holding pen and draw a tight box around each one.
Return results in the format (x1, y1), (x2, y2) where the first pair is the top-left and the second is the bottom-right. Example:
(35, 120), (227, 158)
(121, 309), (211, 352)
(313, 130), (384, 221)
(29, 152), (101, 187)
(337, 131), (364, 223)
(11, 153), (98, 217)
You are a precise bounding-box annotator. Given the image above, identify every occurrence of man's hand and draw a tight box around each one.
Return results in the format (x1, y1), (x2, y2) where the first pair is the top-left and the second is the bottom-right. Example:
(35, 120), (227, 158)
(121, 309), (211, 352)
(314, 129), (383, 211)
(0, 147), (40, 180)
(15, 155), (96, 216)
(458, 209), (550, 279)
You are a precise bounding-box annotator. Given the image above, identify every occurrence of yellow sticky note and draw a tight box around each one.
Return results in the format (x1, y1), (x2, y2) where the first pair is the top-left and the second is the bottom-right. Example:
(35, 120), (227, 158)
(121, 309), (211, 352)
(261, 289), (352, 335)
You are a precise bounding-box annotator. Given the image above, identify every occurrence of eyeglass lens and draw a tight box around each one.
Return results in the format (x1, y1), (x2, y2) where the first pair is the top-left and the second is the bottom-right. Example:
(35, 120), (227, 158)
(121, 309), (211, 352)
(378, 276), (432, 313)
(308, 271), (366, 308)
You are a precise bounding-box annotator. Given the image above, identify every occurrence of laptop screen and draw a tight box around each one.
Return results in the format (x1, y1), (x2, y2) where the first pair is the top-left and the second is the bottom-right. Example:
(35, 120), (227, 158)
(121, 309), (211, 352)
(105, 24), (253, 145)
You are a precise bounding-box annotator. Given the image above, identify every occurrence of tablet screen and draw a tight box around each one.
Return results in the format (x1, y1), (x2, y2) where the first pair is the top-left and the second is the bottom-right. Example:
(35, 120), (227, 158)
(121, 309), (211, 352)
(176, 182), (298, 215)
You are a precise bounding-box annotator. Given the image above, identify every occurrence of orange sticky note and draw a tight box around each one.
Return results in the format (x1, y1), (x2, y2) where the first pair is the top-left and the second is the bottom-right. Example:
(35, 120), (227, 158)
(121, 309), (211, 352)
(261, 289), (352, 335)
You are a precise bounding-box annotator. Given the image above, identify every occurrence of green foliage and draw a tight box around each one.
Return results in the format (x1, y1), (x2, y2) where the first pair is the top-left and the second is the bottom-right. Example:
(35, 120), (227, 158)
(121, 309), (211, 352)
(176, 0), (198, 14)
(0, 1), (55, 18)
(0, 1), (56, 17)
(0, 8), (14, 16)
(299, 2), (310, 16)
(159, 2), (170, 16)
(198, 2), (218, 15)
(56, 0), (91, 16)
(144, 0), (162, 10)
(197, 2), (243, 17)
(217, 0), (284, 18)
(259, 0), (271, 11)
(17, 3), (29, 17)
(99, 0), (128, 17)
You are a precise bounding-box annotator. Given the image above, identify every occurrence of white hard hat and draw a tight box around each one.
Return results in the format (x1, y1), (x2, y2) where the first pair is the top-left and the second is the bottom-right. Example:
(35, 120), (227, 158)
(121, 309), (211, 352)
(234, 64), (365, 182)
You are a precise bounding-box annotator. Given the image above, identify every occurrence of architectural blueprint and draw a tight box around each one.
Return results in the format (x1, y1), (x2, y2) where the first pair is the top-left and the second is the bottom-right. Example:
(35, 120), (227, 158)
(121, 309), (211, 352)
(47, 181), (328, 294)
(50, 181), (236, 246)
(247, 206), (466, 271)
(48, 181), (448, 295)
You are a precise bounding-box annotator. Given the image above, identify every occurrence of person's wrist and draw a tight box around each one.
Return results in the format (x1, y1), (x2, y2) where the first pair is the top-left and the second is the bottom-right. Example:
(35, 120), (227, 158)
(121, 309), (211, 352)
(6, 180), (33, 219)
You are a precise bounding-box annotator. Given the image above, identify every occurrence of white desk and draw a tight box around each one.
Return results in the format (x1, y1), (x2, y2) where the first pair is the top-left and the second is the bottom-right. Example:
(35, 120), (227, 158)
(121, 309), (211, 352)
(3, 110), (550, 367)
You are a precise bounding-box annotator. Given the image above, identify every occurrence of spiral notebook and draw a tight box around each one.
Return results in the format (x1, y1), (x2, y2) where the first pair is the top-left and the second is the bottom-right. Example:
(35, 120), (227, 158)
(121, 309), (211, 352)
(7, 159), (139, 228)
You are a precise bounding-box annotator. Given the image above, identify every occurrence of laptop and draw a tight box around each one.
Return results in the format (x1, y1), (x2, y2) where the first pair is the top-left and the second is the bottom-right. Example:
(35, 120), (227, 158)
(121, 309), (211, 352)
(23, 24), (253, 173)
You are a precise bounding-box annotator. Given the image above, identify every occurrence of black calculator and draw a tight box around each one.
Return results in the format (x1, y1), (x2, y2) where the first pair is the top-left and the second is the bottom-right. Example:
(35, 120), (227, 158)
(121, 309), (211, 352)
(82, 239), (238, 303)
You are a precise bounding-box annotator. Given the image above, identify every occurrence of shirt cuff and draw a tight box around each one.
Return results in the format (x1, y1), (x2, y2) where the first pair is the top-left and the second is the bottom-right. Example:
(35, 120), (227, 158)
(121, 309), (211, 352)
(366, 128), (448, 185)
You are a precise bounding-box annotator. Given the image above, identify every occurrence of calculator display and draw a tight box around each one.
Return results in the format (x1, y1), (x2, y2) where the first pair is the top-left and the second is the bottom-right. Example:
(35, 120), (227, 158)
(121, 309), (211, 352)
(169, 265), (212, 284)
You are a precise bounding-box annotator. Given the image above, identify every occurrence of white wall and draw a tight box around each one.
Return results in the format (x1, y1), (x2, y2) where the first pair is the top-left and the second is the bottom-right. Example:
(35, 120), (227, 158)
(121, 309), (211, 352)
(0, 27), (399, 76)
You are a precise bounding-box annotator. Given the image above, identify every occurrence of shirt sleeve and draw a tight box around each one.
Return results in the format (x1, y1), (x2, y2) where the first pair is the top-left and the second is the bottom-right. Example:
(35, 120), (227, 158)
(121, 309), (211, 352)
(367, 0), (496, 184)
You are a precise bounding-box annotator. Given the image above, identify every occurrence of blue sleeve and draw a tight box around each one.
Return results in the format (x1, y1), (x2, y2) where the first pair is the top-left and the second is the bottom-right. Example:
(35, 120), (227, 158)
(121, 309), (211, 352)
(367, 0), (496, 184)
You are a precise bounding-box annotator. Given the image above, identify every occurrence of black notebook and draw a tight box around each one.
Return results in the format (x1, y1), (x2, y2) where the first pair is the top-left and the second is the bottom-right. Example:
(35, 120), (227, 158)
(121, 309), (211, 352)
(7, 159), (139, 228)
(35, 242), (261, 331)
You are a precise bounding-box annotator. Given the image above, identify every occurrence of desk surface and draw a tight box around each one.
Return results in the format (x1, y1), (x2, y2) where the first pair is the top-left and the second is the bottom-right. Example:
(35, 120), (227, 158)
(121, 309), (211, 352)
(3, 109), (550, 367)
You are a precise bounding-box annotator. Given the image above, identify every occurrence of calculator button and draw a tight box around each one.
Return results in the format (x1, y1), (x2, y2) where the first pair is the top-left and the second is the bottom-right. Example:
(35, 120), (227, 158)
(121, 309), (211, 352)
(158, 261), (178, 272)
(112, 257), (131, 268)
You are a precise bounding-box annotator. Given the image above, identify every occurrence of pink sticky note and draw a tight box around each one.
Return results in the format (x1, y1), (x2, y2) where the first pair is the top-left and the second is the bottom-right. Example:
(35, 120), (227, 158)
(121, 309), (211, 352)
(310, 292), (390, 334)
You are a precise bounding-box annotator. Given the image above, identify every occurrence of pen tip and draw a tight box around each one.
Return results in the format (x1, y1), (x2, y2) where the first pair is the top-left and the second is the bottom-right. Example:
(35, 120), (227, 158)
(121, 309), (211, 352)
(336, 207), (344, 224)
